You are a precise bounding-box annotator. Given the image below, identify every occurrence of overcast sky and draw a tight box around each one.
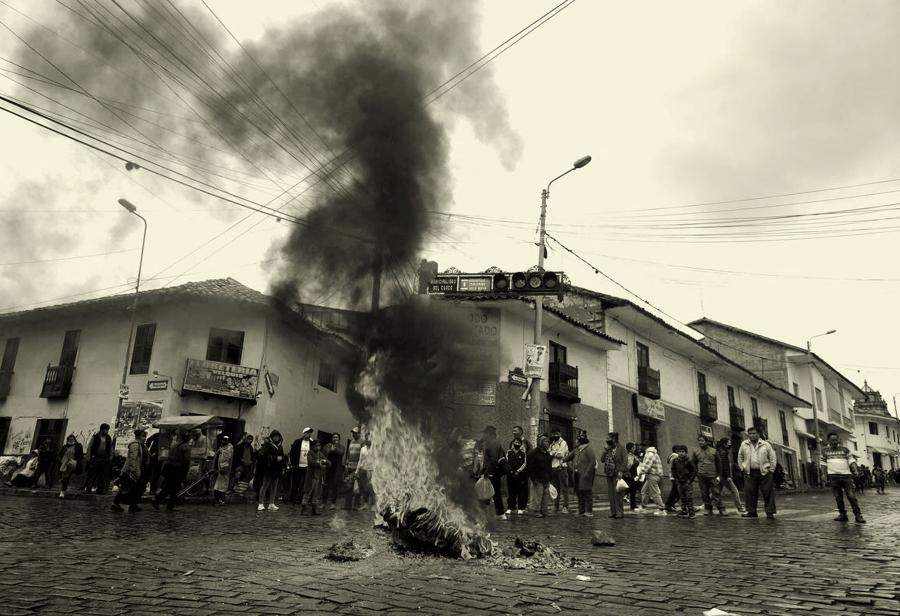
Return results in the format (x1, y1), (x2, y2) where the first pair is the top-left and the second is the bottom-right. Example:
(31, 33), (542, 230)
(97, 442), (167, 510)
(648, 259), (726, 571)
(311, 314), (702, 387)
(1, 0), (899, 410)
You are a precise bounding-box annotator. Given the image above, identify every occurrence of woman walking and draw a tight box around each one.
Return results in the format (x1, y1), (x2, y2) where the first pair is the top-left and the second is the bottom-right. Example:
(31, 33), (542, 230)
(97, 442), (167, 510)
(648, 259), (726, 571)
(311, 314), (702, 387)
(57, 434), (84, 499)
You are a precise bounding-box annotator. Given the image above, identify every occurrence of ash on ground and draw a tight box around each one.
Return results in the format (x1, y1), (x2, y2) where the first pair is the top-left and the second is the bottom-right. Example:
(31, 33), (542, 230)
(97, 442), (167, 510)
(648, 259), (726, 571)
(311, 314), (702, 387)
(326, 538), (376, 562)
(487, 537), (591, 570)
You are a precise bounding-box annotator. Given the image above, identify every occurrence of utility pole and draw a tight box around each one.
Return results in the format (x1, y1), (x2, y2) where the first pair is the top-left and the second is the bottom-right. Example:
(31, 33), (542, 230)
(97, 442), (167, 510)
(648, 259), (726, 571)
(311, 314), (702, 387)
(529, 156), (592, 440)
(116, 199), (147, 429)
(806, 329), (836, 487)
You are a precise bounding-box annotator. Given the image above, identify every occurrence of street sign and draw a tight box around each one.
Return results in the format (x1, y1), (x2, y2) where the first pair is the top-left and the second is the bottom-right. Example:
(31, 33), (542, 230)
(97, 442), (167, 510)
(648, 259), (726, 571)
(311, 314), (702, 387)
(119, 384), (129, 400)
(427, 276), (459, 294)
(458, 275), (492, 293)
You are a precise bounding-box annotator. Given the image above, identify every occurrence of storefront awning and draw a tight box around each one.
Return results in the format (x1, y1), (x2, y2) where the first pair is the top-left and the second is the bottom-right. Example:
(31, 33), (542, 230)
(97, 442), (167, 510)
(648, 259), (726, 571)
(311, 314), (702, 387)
(153, 415), (223, 430)
(867, 445), (900, 456)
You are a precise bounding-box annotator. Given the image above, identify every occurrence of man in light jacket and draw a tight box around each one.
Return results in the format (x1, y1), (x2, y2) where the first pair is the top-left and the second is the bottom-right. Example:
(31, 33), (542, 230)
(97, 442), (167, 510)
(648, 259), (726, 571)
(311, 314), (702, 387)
(636, 441), (667, 515)
(548, 428), (570, 514)
(737, 426), (777, 519)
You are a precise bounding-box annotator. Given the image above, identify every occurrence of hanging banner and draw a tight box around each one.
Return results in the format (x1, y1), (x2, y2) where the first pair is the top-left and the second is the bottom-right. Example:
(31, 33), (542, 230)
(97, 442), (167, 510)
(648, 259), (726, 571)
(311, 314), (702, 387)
(524, 344), (547, 379)
(114, 400), (164, 454)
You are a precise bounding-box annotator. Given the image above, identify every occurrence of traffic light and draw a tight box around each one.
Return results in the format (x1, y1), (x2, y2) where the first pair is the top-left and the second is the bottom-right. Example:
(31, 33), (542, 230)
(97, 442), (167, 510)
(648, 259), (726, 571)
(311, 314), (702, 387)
(427, 270), (567, 299)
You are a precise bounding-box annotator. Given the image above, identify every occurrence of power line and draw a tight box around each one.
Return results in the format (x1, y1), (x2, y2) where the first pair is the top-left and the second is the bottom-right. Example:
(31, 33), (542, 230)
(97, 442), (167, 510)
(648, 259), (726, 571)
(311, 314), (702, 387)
(0, 248), (137, 266)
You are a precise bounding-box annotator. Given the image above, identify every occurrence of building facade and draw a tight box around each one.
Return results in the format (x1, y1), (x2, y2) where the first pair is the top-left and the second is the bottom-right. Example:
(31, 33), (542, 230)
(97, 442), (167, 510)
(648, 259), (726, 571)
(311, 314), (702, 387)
(548, 289), (810, 487)
(689, 318), (866, 485)
(852, 383), (900, 470)
(0, 279), (357, 457)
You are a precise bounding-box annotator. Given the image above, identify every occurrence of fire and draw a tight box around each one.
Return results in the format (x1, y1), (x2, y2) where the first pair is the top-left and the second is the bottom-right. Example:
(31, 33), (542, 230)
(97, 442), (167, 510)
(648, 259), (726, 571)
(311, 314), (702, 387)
(358, 357), (494, 559)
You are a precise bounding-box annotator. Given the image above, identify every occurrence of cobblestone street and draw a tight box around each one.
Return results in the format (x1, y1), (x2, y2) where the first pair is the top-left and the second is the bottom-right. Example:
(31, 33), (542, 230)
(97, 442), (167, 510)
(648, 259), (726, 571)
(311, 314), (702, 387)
(1, 488), (898, 615)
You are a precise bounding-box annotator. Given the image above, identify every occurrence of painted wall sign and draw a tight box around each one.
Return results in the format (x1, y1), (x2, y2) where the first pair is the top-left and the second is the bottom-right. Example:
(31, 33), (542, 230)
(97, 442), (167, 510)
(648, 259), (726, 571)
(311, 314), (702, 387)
(634, 394), (666, 421)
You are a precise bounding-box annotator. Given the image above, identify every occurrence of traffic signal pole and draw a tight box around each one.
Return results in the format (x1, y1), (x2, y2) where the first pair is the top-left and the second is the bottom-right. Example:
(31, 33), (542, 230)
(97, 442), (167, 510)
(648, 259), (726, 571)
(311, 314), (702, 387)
(529, 189), (549, 423)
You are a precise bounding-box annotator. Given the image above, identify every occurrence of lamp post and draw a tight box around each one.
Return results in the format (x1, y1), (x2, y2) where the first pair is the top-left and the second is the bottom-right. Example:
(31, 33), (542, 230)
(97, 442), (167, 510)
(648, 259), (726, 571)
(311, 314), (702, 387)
(529, 155), (591, 432)
(807, 329), (836, 486)
(117, 198), (148, 413)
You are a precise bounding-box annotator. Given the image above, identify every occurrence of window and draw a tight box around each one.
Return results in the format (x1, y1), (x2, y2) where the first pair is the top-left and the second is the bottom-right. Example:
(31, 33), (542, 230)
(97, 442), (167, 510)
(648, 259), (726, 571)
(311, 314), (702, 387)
(1, 337), (19, 373)
(792, 382), (800, 397)
(206, 328), (244, 365)
(751, 397), (759, 418)
(869, 422), (879, 436)
(317, 359), (337, 392)
(549, 341), (567, 365)
(129, 324), (156, 375)
(779, 410), (789, 445)
(636, 341), (650, 368)
(814, 387), (823, 411)
(697, 372), (707, 394)
(59, 330), (80, 366)
(852, 441), (857, 451)
(727, 386), (736, 407)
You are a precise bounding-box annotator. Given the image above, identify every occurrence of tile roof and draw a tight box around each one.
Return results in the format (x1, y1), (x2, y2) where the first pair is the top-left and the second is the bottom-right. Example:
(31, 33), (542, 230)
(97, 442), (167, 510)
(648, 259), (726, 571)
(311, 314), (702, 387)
(0, 278), (272, 321)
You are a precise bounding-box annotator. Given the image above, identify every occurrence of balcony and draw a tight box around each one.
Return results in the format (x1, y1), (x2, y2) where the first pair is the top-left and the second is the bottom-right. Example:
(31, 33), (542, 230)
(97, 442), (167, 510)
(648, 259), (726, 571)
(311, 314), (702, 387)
(40, 364), (74, 399)
(548, 361), (580, 403)
(183, 358), (259, 403)
(729, 406), (746, 432)
(753, 415), (769, 439)
(638, 366), (661, 400)
(699, 392), (718, 422)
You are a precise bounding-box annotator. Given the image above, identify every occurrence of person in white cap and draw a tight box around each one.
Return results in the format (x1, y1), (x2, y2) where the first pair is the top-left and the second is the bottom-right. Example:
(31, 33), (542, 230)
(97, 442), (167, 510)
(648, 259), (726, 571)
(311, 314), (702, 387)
(288, 427), (314, 505)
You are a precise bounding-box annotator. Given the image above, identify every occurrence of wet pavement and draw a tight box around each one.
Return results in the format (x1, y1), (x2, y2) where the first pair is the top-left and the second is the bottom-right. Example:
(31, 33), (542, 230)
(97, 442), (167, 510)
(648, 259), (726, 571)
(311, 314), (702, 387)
(0, 487), (898, 615)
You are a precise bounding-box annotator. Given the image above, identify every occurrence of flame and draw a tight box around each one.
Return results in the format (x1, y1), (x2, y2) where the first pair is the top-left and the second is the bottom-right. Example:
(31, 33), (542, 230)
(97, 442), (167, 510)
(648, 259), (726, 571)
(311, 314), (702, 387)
(359, 356), (493, 559)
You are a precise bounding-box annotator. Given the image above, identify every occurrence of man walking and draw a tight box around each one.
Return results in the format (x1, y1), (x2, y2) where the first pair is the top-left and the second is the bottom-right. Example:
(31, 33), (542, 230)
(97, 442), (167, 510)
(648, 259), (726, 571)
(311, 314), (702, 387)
(636, 440), (667, 515)
(289, 427), (315, 505)
(821, 432), (866, 523)
(82, 423), (113, 494)
(715, 438), (745, 513)
(693, 435), (727, 516)
(549, 428), (570, 514)
(601, 432), (627, 519)
(151, 430), (192, 512)
(737, 426), (777, 519)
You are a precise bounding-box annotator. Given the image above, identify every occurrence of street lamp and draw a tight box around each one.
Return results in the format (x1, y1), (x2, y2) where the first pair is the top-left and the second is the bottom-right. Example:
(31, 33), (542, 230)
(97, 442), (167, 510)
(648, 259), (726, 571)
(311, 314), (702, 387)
(529, 155), (591, 429)
(807, 329), (836, 486)
(117, 198), (148, 412)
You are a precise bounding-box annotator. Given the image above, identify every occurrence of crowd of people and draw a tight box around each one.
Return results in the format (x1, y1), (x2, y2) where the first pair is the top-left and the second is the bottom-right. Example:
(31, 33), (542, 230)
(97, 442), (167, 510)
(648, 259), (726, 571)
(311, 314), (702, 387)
(3, 420), (896, 526)
(474, 425), (886, 524)
(5, 424), (377, 514)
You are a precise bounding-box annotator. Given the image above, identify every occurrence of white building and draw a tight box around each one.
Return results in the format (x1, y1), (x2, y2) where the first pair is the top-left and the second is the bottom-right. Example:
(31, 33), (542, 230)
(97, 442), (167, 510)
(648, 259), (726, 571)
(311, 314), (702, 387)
(853, 383), (900, 470)
(0, 279), (358, 456)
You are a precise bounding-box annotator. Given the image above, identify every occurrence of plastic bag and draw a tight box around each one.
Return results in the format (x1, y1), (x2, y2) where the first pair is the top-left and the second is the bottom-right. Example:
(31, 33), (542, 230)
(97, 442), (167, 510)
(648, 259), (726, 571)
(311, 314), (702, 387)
(616, 478), (629, 493)
(548, 483), (558, 501)
(474, 476), (494, 500)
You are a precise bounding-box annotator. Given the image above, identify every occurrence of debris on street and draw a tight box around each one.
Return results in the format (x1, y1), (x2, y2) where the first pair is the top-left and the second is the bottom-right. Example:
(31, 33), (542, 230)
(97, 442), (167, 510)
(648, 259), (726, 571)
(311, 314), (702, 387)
(326, 539), (375, 562)
(487, 537), (590, 570)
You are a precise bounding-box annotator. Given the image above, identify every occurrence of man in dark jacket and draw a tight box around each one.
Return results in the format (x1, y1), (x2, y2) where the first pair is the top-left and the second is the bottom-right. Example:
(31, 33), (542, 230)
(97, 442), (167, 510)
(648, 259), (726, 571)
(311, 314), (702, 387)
(671, 445), (697, 518)
(565, 431), (597, 517)
(715, 438), (745, 512)
(112, 429), (148, 513)
(693, 435), (726, 516)
(600, 432), (628, 519)
(232, 433), (256, 484)
(150, 430), (191, 512)
(526, 435), (553, 517)
(82, 423), (113, 494)
(481, 426), (508, 520)
(257, 430), (286, 511)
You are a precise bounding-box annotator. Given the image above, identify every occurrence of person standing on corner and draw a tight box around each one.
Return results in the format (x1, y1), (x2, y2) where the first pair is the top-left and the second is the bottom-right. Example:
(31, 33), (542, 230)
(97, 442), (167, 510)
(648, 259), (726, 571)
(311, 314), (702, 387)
(601, 432), (627, 519)
(323, 433), (345, 510)
(288, 427), (315, 505)
(82, 423), (113, 495)
(256, 430), (286, 512)
(737, 426), (777, 519)
(693, 435), (727, 516)
(526, 434), (553, 518)
(57, 434), (84, 499)
(212, 435), (233, 506)
(505, 438), (528, 515)
(548, 428), (570, 515)
(564, 431), (597, 517)
(481, 425), (508, 520)
(821, 432), (866, 524)
(344, 427), (363, 510)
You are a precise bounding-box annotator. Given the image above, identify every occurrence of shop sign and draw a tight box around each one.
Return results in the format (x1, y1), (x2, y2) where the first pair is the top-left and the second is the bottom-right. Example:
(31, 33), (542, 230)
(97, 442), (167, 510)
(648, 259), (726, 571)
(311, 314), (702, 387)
(147, 380), (168, 391)
(183, 358), (259, 401)
(634, 395), (666, 421)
